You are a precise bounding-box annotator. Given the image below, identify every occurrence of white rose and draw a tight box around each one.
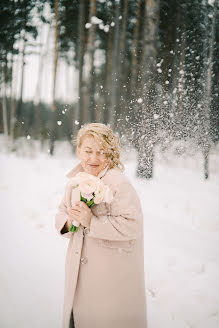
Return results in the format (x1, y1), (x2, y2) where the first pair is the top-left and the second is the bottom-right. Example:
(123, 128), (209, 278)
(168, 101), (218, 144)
(68, 177), (81, 188)
(93, 182), (105, 204)
(79, 178), (97, 194)
(81, 191), (94, 201)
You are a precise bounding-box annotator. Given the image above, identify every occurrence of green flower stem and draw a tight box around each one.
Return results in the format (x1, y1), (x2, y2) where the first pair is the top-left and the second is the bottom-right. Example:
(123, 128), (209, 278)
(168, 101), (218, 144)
(89, 202), (95, 208)
(69, 193), (95, 232)
(87, 199), (95, 207)
(69, 224), (79, 232)
(69, 224), (75, 232)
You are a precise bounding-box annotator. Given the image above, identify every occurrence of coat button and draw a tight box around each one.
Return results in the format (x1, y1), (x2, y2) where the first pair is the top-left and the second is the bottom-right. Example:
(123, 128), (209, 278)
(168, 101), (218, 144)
(80, 257), (88, 264)
(84, 227), (90, 235)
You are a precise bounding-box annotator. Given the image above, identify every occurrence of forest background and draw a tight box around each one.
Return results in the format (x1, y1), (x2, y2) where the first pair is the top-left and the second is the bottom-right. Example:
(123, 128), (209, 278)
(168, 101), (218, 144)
(0, 0), (218, 179)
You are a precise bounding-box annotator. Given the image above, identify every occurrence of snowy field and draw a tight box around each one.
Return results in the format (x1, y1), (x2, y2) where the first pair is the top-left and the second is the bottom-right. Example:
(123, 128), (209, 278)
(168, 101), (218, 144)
(0, 138), (219, 328)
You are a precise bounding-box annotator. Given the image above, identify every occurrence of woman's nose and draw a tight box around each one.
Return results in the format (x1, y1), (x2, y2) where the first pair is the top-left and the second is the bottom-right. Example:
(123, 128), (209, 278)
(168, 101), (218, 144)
(90, 153), (98, 161)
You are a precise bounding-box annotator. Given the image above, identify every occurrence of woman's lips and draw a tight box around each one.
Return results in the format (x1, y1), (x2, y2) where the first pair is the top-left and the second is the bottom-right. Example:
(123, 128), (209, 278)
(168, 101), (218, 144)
(89, 164), (99, 167)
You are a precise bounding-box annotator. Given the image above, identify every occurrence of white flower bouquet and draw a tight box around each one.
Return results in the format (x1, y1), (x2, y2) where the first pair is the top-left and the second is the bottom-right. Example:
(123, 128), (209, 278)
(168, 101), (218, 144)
(68, 172), (113, 232)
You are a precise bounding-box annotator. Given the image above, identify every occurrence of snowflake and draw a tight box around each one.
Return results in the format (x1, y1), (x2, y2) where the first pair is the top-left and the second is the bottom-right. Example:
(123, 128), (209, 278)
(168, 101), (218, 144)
(85, 23), (91, 29)
(91, 16), (103, 24)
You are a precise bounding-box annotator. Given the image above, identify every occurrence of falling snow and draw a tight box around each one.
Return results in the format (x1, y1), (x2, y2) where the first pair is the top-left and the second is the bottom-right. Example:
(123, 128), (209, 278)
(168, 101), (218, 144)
(91, 16), (103, 25)
(208, 0), (215, 6)
(0, 135), (219, 328)
(85, 23), (91, 29)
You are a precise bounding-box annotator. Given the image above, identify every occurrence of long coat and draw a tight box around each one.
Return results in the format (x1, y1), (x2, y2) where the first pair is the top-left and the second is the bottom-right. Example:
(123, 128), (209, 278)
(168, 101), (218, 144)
(55, 162), (148, 328)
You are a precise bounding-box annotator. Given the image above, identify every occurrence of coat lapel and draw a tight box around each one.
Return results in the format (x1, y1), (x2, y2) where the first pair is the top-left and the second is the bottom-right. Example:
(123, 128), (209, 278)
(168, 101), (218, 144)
(66, 162), (83, 178)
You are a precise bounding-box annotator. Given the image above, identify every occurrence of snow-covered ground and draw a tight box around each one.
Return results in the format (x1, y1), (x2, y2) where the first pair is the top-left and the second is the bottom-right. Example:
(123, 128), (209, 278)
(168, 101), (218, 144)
(0, 139), (219, 328)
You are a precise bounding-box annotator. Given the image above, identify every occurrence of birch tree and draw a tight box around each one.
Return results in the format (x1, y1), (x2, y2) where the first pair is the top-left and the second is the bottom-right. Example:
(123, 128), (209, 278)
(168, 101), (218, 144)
(86, 0), (97, 123)
(34, 23), (51, 141)
(202, 0), (218, 179)
(109, 0), (121, 129)
(129, 0), (143, 148)
(49, 0), (59, 155)
(116, 0), (128, 130)
(103, 2), (114, 124)
(1, 64), (9, 150)
(137, 0), (160, 179)
(73, 0), (86, 138)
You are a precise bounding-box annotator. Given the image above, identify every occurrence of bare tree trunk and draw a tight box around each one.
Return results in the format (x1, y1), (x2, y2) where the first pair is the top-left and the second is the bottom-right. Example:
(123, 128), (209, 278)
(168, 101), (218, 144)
(9, 55), (17, 150)
(2, 65), (9, 150)
(203, 0), (218, 179)
(86, 0), (97, 123)
(74, 0), (86, 134)
(137, 0), (146, 90)
(110, 0), (121, 129)
(137, 0), (160, 179)
(103, 3), (113, 124)
(49, 0), (59, 155)
(116, 0), (128, 133)
(34, 23), (51, 140)
(177, 30), (187, 116)
(17, 32), (26, 123)
(130, 0), (141, 95)
(168, 5), (187, 140)
(129, 0), (142, 146)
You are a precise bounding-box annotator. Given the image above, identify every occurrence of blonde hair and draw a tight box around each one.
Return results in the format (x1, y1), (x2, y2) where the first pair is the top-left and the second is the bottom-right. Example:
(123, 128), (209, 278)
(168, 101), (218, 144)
(72, 123), (125, 171)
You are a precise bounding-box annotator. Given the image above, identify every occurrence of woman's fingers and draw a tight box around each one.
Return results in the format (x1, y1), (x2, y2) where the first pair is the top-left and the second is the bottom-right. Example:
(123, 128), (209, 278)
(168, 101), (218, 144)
(75, 201), (88, 209)
(69, 208), (81, 220)
(69, 211), (78, 218)
(70, 206), (81, 213)
(69, 203), (91, 227)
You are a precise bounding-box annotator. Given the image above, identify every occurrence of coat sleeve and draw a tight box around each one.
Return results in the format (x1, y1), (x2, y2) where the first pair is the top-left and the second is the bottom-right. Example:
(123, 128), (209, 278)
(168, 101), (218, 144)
(55, 185), (72, 239)
(88, 182), (142, 241)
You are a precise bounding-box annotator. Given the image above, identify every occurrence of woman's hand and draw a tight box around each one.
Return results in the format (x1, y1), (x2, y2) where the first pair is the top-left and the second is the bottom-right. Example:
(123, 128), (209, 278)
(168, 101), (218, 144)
(68, 201), (92, 229)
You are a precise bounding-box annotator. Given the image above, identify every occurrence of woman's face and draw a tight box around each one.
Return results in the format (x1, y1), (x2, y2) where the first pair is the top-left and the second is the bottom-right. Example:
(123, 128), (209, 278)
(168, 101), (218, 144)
(77, 135), (109, 176)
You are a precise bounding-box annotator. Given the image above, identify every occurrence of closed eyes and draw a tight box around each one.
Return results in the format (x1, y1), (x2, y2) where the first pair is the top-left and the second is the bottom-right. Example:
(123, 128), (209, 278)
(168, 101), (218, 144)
(85, 150), (105, 155)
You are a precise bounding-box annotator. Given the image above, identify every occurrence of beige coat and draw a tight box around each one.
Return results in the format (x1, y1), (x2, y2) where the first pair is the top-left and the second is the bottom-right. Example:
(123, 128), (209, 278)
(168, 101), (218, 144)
(55, 162), (148, 328)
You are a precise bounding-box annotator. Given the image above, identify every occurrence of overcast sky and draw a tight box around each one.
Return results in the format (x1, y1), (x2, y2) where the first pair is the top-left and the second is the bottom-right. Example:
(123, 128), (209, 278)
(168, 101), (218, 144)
(19, 21), (79, 105)
(12, 4), (78, 105)
(12, 4), (107, 106)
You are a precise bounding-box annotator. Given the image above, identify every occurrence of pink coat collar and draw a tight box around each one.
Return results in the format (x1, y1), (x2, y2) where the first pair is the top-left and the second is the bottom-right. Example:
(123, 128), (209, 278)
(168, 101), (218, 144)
(66, 162), (110, 179)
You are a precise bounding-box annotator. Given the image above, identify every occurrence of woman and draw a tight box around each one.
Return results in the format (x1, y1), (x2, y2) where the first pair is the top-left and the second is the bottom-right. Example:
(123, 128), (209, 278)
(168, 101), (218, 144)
(55, 123), (148, 328)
